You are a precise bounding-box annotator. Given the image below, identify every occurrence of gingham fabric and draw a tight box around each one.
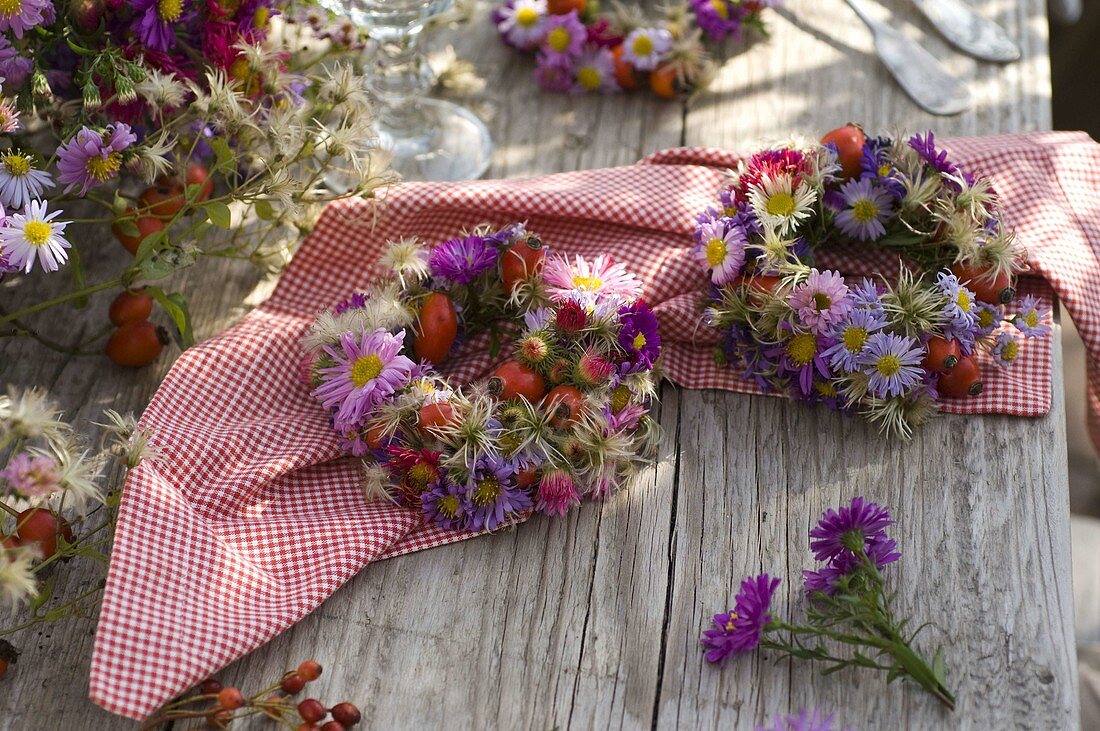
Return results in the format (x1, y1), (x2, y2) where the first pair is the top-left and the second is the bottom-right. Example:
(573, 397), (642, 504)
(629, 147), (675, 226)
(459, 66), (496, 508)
(90, 131), (1098, 720)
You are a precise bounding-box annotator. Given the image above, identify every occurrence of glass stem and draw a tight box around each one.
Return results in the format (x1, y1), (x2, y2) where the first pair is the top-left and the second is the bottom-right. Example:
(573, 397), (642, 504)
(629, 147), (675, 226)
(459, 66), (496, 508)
(369, 26), (431, 139)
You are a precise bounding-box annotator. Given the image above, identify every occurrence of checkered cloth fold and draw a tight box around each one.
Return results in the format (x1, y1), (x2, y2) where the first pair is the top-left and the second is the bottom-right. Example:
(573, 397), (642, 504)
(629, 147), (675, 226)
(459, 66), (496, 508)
(90, 131), (1099, 720)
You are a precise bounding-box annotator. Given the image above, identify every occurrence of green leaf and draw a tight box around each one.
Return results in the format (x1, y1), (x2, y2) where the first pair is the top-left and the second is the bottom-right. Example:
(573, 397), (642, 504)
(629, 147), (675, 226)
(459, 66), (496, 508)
(932, 647), (947, 685)
(204, 201), (232, 228)
(113, 191), (131, 216)
(147, 288), (195, 348)
(128, 246), (197, 285)
(185, 183), (204, 203)
(115, 217), (139, 238)
(134, 229), (167, 263)
(209, 138), (234, 173)
(29, 575), (54, 613)
(254, 199), (276, 221)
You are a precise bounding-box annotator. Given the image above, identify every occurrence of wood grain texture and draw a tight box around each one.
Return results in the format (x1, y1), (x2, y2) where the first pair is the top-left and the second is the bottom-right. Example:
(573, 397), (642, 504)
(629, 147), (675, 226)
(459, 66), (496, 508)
(0, 0), (1074, 728)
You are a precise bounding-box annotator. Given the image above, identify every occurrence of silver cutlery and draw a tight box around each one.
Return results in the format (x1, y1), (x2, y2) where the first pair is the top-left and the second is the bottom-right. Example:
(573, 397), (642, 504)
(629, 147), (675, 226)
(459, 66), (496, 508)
(844, 0), (973, 116)
(911, 0), (1021, 63)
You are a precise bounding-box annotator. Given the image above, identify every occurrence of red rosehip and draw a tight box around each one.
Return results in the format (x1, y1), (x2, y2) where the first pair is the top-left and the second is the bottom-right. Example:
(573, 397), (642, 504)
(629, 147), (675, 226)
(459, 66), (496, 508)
(413, 292), (458, 365)
(297, 698), (326, 723)
(0, 658), (7, 680)
(821, 124), (867, 179)
(111, 208), (165, 256)
(937, 355), (984, 398)
(281, 672), (306, 694)
(500, 236), (546, 293)
(106, 321), (168, 368)
(488, 360), (547, 402)
(922, 336), (961, 374)
(199, 678), (223, 695)
(319, 722), (346, 731)
(297, 659), (322, 682)
(217, 686), (245, 710)
(15, 508), (67, 558)
(330, 702), (361, 726)
(543, 385), (585, 428)
(108, 290), (154, 327)
(140, 183), (186, 218)
(186, 163), (215, 202)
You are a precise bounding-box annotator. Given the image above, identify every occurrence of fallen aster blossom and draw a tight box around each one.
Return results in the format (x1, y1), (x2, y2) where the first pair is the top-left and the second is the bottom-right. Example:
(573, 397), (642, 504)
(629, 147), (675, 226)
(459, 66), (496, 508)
(700, 574), (780, 664)
(756, 708), (851, 731)
(1013, 294), (1052, 338)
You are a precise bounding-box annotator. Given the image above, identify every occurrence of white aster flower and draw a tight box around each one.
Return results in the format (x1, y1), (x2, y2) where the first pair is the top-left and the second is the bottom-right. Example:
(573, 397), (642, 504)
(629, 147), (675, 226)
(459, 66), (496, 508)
(0, 545), (37, 609)
(0, 387), (68, 445)
(747, 173), (816, 237)
(360, 460), (394, 503)
(379, 237), (429, 283)
(135, 68), (188, 109)
(0, 151), (53, 209)
(34, 436), (103, 513)
(0, 199), (71, 273)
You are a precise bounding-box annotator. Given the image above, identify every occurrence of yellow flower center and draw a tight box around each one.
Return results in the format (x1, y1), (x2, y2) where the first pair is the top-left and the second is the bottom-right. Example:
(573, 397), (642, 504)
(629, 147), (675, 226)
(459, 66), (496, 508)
(852, 198), (879, 223)
(23, 220), (52, 247)
(84, 151), (122, 182)
(229, 57), (251, 81)
(875, 354), (902, 377)
(724, 611), (739, 630)
(2, 154), (29, 176)
(0, 0), (21, 15)
(1002, 340), (1019, 361)
(253, 6), (269, 27)
(1024, 310), (1039, 328)
(955, 290), (972, 312)
(710, 0), (729, 19)
(573, 274), (602, 290)
(723, 206), (738, 217)
(631, 35), (654, 56)
(812, 292), (832, 311)
(515, 6), (538, 27)
(611, 385), (631, 412)
(765, 191), (796, 218)
(877, 162), (891, 178)
(705, 237), (727, 267)
(632, 332), (647, 350)
(350, 354), (383, 388)
(407, 463), (436, 489)
(842, 327), (868, 352)
(978, 309), (995, 328)
(473, 476), (502, 506)
(438, 495), (461, 518)
(786, 332), (817, 367)
(547, 27), (571, 52)
(576, 66), (602, 91)
(157, 0), (182, 21)
(814, 381), (838, 397)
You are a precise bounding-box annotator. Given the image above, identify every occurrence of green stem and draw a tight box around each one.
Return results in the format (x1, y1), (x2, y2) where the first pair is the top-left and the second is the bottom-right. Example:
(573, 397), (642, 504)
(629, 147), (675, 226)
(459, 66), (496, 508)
(0, 277), (123, 325)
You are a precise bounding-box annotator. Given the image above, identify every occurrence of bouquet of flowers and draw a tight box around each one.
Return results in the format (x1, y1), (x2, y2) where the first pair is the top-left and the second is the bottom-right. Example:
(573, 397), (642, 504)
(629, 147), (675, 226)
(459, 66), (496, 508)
(492, 0), (778, 98)
(697, 125), (1051, 437)
(0, 1), (391, 364)
(702, 497), (955, 711)
(302, 224), (661, 532)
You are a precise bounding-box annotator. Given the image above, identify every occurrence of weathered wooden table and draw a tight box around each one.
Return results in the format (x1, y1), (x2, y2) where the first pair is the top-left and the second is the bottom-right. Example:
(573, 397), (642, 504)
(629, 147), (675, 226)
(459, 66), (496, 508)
(0, 1), (1078, 728)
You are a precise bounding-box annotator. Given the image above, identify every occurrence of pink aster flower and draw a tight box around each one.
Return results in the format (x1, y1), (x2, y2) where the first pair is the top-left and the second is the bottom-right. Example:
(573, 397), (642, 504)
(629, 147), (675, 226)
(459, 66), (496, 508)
(540, 10), (585, 62)
(312, 328), (417, 431)
(695, 217), (747, 285)
(55, 123), (137, 196)
(535, 469), (580, 517)
(572, 46), (618, 94)
(1, 453), (61, 498)
(0, 0), (51, 38)
(543, 253), (641, 302)
(495, 0), (548, 50)
(789, 269), (851, 334)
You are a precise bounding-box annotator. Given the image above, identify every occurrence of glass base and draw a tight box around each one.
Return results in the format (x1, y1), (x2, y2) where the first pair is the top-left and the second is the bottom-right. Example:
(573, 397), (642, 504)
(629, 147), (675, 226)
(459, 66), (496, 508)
(377, 98), (493, 182)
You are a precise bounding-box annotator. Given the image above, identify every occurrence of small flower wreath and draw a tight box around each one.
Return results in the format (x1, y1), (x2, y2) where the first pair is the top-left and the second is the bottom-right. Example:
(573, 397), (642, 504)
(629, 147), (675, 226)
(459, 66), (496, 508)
(302, 224), (661, 532)
(696, 125), (1051, 438)
(492, 0), (778, 99)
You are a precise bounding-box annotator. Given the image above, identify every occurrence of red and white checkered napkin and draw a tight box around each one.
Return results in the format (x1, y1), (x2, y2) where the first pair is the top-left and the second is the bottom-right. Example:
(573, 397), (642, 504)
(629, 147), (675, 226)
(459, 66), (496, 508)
(90, 132), (1099, 719)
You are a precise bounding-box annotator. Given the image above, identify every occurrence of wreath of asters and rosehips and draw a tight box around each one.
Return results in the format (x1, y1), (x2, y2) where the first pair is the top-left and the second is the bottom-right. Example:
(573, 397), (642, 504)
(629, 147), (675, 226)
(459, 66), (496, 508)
(492, 0), (778, 99)
(697, 124), (1051, 438)
(302, 223), (661, 533)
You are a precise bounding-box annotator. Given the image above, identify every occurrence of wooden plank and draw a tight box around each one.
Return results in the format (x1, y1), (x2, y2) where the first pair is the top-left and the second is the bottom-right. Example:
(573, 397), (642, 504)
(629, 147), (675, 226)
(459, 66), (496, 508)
(0, 0), (1071, 728)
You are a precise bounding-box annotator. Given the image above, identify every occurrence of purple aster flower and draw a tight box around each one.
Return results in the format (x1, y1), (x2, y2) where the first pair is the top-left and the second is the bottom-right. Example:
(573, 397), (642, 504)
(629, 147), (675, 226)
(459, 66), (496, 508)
(974, 301), (1001, 337)
(0, 35), (32, 87)
(333, 292), (370, 314)
(692, 0), (747, 41)
(757, 708), (850, 731)
(535, 469), (580, 517)
(991, 330), (1021, 368)
(695, 216), (747, 285)
(834, 177), (894, 242)
(428, 235), (498, 285)
(422, 478), (470, 531)
(620, 27), (672, 71)
(935, 271), (978, 330)
(466, 454), (531, 531)
(130, 0), (192, 51)
(534, 53), (574, 92)
(789, 269), (852, 334)
(857, 332), (924, 398)
(540, 10), (585, 62)
(617, 300), (661, 367)
(803, 536), (900, 596)
(55, 124), (137, 196)
(572, 46), (618, 93)
(809, 496), (895, 564)
(909, 131), (957, 175)
(849, 276), (885, 313)
(0, 0), (50, 38)
(822, 307), (886, 373)
(1013, 294), (1051, 338)
(700, 574), (780, 664)
(770, 329), (832, 397)
(313, 328), (417, 431)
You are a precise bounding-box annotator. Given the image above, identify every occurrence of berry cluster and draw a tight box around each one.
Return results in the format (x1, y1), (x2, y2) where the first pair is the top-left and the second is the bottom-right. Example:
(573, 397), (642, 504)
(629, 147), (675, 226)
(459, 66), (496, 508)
(302, 224), (661, 532)
(142, 659), (362, 730)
